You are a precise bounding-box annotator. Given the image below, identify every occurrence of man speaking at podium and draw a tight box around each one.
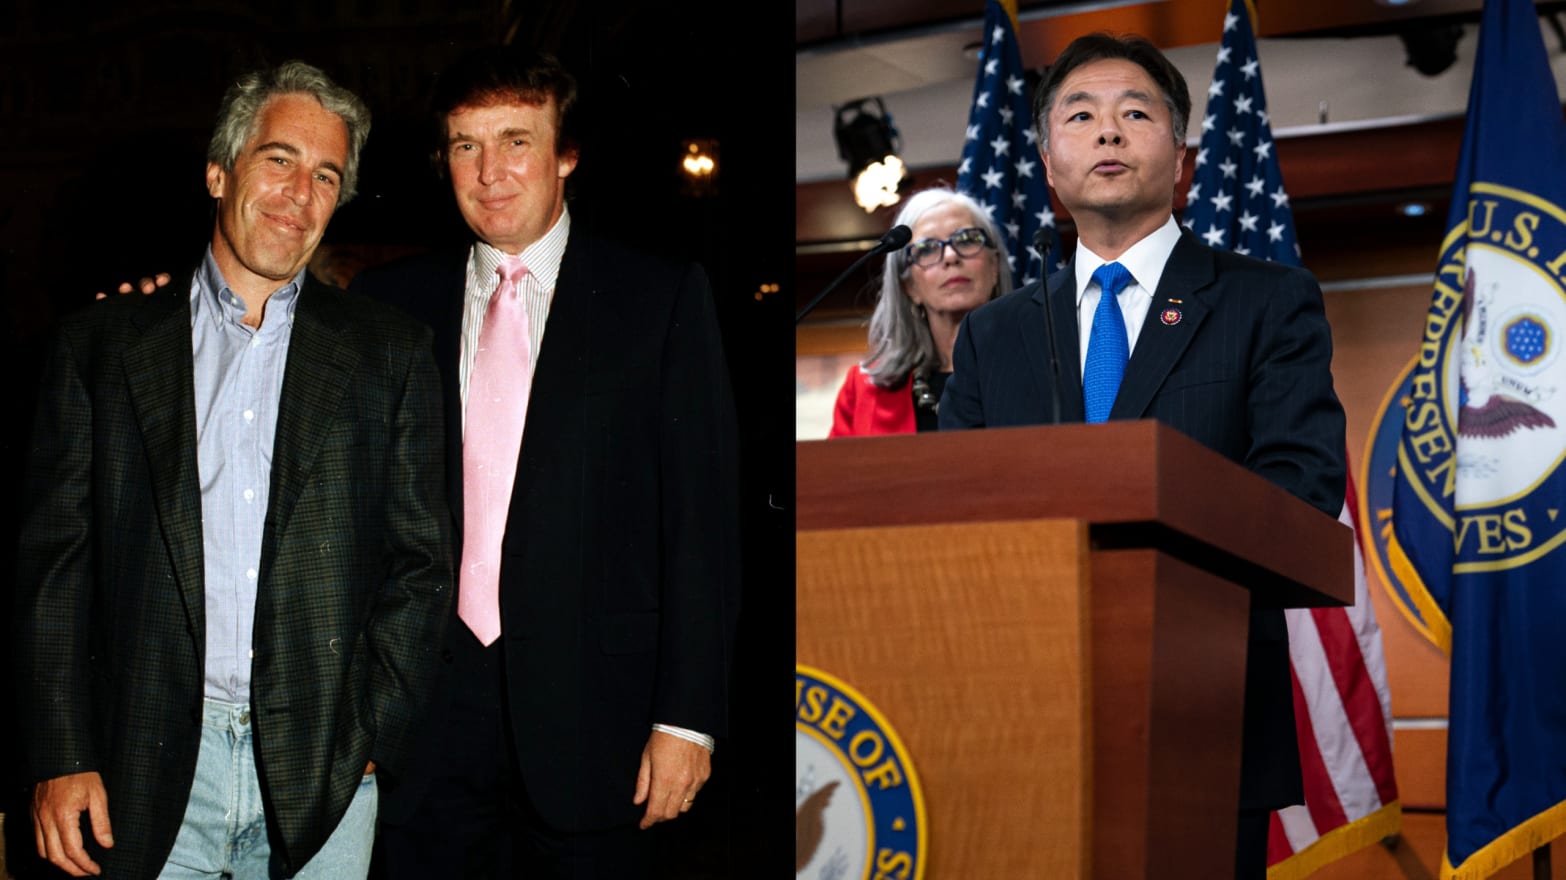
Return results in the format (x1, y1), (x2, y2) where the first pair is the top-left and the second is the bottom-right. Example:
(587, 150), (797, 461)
(938, 32), (1346, 880)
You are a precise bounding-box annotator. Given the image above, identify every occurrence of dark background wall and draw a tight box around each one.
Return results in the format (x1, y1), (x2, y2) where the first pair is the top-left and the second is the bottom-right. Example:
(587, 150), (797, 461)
(1, 1), (794, 875)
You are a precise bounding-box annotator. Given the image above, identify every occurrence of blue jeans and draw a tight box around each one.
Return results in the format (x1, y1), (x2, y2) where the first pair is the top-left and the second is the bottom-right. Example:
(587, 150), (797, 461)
(160, 698), (377, 879)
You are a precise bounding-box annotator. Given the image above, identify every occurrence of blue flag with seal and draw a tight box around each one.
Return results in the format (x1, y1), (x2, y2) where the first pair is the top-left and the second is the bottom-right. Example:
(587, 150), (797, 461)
(1388, 0), (1566, 875)
(956, 0), (1063, 286)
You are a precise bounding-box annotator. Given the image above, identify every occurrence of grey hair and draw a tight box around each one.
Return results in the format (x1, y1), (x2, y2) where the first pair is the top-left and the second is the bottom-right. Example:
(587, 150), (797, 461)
(861, 186), (1013, 388)
(206, 60), (371, 205)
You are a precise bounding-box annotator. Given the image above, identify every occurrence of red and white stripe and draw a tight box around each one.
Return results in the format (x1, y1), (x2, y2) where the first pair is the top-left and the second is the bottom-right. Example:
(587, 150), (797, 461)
(1266, 464), (1402, 878)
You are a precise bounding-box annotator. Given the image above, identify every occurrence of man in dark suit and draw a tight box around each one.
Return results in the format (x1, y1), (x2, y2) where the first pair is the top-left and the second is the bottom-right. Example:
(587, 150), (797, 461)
(348, 48), (740, 877)
(939, 33), (1346, 879)
(15, 61), (452, 879)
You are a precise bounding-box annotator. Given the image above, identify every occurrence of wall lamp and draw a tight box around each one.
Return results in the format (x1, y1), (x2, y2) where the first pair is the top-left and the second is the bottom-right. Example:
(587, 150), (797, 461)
(834, 97), (906, 212)
(680, 138), (718, 197)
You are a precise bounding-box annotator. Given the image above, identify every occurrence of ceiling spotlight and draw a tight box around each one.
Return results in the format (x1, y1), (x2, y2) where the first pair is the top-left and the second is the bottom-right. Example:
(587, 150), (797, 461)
(1398, 201), (1431, 217)
(834, 97), (907, 213)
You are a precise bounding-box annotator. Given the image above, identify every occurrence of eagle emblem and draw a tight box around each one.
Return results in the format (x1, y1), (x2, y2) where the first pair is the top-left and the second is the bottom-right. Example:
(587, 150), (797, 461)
(795, 780), (840, 871)
(796, 665), (926, 879)
(1457, 267), (1556, 439)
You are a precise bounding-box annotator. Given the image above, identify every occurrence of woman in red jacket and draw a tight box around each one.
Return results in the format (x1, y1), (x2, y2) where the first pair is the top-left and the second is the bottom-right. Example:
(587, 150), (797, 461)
(829, 187), (1013, 436)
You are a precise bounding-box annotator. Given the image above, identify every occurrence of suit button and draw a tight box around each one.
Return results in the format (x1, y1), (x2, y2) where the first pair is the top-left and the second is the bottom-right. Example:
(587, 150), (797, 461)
(441, 649), (454, 664)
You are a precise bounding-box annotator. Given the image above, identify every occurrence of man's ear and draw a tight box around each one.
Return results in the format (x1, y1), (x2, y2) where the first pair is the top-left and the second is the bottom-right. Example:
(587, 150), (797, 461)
(557, 146), (580, 181)
(206, 162), (226, 199)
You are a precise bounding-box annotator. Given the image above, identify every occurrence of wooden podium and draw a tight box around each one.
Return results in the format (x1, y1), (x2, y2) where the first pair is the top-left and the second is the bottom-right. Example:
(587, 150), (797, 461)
(796, 421), (1353, 878)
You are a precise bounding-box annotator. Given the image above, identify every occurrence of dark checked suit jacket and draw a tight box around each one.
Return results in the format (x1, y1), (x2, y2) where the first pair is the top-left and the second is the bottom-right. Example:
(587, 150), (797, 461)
(15, 271), (453, 878)
(941, 228), (1347, 811)
(351, 232), (742, 832)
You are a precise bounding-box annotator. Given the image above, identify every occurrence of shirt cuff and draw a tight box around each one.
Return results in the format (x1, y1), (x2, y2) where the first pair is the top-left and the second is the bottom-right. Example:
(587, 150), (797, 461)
(652, 723), (715, 753)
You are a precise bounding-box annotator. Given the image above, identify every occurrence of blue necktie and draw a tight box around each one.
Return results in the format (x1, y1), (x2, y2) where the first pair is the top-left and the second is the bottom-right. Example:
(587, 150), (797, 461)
(1083, 261), (1132, 423)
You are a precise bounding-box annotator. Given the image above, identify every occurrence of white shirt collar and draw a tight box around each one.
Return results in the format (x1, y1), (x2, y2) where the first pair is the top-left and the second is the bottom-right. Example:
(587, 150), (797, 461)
(472, 205), (572, 293)
(1073, 216), (1182, 303)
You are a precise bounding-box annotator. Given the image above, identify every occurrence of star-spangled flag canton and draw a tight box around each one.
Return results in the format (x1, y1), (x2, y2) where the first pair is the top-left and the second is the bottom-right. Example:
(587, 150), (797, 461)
(956, 0), (1062, 286)
(1181, 0), (1299, 266)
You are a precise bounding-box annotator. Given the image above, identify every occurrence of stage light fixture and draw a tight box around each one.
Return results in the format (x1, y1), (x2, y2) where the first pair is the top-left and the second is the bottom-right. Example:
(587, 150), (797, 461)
(1398, 23), (1464, 76)
(834, 97), (906, 212)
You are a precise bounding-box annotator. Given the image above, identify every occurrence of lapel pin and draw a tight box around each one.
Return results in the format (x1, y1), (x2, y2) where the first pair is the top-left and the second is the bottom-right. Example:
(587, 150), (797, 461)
(1160, 306), (1183, 326)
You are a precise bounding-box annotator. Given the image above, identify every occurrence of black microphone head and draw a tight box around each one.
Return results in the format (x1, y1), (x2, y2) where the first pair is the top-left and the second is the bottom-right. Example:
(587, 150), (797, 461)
(875, 225), (913, 255)
(1032, 225), (1054, 257)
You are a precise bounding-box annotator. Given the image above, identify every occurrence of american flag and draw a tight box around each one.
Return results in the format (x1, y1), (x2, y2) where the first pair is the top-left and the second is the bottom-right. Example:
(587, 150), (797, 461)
(1181, 0), (1299, 265)
(1186, 2), (1402, 874)
(956, 0), (1063, 286)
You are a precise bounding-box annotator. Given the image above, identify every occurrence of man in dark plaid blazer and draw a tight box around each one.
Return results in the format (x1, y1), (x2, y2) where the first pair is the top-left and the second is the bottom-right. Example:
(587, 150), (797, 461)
(15, 61), (452, 879)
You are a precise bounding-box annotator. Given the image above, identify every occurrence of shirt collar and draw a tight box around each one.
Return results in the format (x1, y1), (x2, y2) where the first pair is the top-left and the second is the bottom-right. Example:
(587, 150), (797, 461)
(192, 246), (305, 330)
(472, 204), (571, 293)
(1073, 216), (1182, 306)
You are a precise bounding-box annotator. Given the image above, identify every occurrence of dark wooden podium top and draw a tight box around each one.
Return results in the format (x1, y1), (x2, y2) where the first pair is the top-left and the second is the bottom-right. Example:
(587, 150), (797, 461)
(796, 420), (1353, 608)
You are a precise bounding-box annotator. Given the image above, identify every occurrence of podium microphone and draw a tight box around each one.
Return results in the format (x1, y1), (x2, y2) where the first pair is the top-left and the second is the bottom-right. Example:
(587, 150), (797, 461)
(794, 225), (913, 326)
(1035, 226), (1064, 424)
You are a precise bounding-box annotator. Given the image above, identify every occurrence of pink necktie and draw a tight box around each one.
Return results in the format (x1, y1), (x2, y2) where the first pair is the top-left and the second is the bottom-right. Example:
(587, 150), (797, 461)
(459, 256), (532, 646)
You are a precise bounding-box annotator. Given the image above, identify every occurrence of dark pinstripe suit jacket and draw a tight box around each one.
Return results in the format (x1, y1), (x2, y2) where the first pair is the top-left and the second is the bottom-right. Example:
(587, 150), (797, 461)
(941, 228), (1347, 810)
(15, 272), (454, 878)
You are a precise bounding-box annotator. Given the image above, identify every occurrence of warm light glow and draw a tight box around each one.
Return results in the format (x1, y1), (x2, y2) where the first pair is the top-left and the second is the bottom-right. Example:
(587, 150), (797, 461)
(678, 139), (719, 197)
(853, 155), (905, 212)
(682, 153), (715, 177)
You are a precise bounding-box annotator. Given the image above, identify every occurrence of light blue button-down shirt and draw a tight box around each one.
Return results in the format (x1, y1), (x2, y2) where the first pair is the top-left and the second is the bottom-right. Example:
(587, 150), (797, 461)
(190, 249), (302, 702)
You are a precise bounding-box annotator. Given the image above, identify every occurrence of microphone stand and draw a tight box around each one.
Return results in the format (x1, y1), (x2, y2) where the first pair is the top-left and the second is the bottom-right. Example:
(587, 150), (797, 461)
(1035, 226), (1064, 425)
(794, 226), (912, 326)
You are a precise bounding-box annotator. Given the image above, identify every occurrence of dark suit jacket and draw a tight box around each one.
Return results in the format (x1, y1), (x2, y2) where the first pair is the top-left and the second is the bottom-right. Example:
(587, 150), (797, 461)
(941, 229), (1347, 810)
(15, 272), (453, 878)
(351, 232), (741, 832)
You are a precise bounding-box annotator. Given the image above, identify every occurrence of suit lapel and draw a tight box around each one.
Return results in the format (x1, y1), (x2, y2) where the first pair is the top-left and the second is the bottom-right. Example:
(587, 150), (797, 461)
(431, 252), (468, 536)
(123, 283), (206, 642)
(1030, 264), (1086, 422)
(509, 233), (589, 506)
(267, 277), (359, 552)
(1112, 231), (1215, 419)
(1054, 267), (1087, 422)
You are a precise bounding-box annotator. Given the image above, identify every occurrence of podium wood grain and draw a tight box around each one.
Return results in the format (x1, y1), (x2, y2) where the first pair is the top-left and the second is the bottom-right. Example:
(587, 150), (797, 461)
(797, 423), (1352, 877)
(797, 519), (1092, 877)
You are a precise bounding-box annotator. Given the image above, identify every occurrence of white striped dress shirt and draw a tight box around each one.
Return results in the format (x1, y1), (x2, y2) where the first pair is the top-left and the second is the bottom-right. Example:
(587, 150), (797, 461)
(458, 209), (570, 430)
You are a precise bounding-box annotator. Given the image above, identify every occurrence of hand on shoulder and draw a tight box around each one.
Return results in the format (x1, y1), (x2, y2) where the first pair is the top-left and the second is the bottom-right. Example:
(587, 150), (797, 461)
(94, 273), (170, 300)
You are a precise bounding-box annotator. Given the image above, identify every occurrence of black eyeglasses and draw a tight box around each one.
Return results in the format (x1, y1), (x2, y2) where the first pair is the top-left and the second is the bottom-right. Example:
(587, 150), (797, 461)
(902, 227), (994, 268)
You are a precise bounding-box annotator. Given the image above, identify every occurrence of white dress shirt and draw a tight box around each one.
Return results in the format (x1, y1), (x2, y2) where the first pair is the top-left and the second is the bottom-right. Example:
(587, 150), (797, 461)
(1073, 216), (1183, 373)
